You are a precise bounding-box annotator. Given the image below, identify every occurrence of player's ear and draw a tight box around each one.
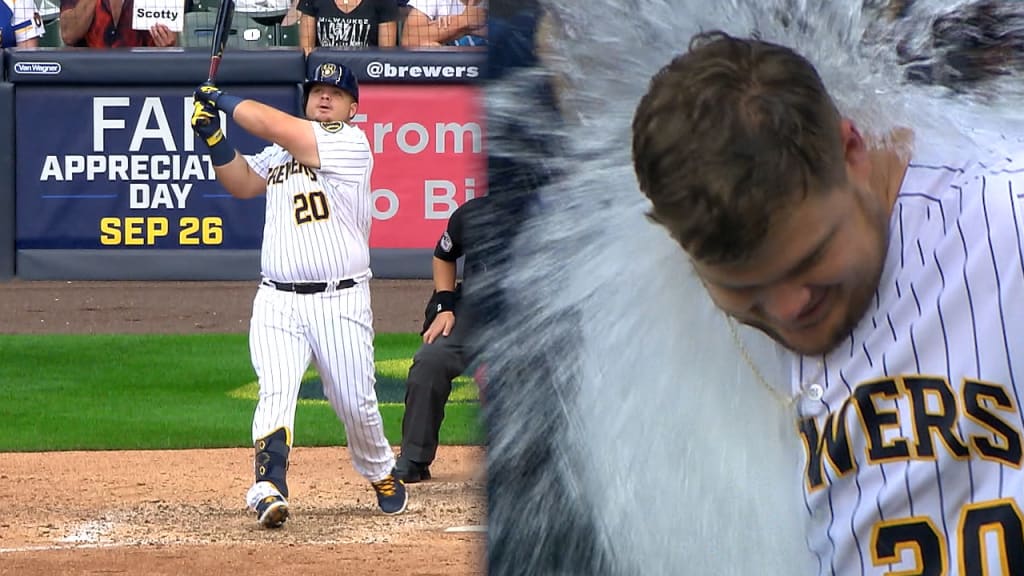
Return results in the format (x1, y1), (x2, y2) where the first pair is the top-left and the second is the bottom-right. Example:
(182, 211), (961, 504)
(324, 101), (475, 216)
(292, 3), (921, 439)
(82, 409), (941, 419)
(840, 119), (869, 176)
(349, 101), (359, 121)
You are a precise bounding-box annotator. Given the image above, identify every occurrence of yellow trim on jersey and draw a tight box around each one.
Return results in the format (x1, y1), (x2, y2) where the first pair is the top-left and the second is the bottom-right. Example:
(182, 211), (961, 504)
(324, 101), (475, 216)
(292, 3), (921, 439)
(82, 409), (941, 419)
(796, 402), (857, 494)
(901, 376), (970, 462)
(319, 121), (343, 133)
(955, 499), (1024, 576)
(292, 190), (331, 226)
(961, 378), (1024, 469)
(869, 516), (946, 576)
(852, 377), (912, 465)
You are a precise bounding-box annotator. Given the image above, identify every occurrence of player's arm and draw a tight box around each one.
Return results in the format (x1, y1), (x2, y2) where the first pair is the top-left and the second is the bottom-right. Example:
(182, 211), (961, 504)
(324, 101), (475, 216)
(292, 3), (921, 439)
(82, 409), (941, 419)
(59, 0), (97, 45)
(210, 154), (267, 199)
(195, 85), (323, 169)
(190, 101), (267, 199)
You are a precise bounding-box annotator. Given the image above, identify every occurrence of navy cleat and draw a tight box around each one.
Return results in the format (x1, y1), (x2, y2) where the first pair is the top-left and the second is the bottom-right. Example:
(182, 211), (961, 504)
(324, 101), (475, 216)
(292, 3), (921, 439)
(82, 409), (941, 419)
(371, 474), (408, 515)
(255, 494), (289, 528)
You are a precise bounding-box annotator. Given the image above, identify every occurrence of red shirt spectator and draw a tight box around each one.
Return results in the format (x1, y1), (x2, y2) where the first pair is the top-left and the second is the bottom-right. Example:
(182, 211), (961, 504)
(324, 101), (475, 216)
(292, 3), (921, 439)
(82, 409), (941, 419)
(59, 0), (176, 47)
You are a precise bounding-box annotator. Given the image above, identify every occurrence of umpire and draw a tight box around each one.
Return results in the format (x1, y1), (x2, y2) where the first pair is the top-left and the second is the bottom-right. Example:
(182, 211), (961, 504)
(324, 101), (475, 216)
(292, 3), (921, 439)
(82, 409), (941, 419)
(393, 195), (491, 483)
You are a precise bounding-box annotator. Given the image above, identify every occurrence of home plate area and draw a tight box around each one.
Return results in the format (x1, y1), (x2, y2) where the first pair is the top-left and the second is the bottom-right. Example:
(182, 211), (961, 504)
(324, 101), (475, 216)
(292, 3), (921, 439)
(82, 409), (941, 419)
(0, 446), (486, 576)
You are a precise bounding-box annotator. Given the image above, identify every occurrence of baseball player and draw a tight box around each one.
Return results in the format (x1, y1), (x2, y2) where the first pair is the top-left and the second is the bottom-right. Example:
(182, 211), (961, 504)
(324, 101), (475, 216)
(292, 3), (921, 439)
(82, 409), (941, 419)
(632, 31), (1024, 573)
(190, 62), (407, 529)
(1, 0), (42, 47)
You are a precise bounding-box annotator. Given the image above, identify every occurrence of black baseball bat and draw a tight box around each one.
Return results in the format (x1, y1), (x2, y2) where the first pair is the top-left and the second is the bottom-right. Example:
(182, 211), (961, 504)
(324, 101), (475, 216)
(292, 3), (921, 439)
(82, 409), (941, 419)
(207, 0), (236, 83)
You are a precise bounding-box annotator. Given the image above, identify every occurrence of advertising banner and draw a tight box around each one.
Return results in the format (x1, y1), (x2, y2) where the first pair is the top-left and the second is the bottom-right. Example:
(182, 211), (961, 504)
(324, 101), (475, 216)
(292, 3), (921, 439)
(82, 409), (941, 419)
(14, 83), (484, 253)
(353, 84), (485, 248)
(15, 85), (282, 251)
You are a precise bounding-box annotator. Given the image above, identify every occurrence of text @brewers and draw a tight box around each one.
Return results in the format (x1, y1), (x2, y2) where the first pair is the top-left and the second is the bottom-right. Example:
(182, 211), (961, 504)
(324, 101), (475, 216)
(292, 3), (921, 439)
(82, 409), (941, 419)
(99, 216), (224, 246)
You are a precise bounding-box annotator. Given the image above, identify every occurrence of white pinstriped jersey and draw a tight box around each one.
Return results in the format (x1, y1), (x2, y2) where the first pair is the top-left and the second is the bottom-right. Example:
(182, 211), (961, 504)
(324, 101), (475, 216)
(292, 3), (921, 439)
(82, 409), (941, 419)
(245, 121), (374, 283)
(793, 147), (1024, 575)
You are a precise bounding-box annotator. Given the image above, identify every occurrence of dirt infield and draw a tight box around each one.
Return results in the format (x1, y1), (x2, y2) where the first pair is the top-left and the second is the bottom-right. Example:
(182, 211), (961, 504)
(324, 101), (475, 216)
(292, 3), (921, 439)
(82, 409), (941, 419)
(0, 279), (487, 576)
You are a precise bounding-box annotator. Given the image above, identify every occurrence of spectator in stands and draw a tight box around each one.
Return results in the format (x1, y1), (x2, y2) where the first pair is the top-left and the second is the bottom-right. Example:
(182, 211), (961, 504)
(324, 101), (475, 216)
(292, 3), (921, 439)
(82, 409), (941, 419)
(400, 0), (485, 48)
(298, 0), (397, 53)
(60, 0), (177, 47)
(2, 0), (44, 47)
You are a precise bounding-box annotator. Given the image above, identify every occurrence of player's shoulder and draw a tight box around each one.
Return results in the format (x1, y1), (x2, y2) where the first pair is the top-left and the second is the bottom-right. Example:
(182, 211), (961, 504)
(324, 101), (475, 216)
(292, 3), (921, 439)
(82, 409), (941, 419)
(905, 137), (1024, 192)
(956, 145), (1024, 190)
(313, 120), (370, 145)
(955, 130), (1024, 177)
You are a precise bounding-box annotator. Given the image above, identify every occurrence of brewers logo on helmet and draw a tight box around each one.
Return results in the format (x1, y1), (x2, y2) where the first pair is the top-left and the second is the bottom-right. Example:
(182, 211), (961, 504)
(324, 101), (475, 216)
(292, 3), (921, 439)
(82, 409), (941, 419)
(304, 62), (359, 105)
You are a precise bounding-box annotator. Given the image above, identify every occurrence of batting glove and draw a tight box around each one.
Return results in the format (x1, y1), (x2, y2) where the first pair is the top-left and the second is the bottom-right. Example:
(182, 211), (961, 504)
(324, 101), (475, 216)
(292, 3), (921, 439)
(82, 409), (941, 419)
(194, 82), (243, 116)
(190, 100), (236, 167)
(190, 100), (221, 142)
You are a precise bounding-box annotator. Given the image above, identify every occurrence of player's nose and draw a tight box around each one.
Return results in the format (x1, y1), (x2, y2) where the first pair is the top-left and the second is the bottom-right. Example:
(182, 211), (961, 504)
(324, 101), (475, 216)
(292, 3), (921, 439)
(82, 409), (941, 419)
(759, 283), (813, 326)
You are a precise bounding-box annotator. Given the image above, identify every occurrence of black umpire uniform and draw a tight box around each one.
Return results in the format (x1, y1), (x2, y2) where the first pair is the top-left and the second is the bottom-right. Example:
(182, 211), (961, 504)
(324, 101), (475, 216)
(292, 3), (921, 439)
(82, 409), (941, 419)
(394, 195), (492, 482)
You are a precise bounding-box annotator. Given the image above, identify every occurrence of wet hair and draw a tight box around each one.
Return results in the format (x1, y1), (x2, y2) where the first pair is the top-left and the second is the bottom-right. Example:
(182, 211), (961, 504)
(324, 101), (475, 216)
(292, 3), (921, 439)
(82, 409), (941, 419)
(632, 31), (846, 263)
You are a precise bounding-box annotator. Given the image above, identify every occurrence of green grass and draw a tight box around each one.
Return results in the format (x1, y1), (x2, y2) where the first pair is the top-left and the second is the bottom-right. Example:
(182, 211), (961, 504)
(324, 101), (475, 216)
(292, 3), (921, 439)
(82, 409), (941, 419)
(0, 333), (482, 452)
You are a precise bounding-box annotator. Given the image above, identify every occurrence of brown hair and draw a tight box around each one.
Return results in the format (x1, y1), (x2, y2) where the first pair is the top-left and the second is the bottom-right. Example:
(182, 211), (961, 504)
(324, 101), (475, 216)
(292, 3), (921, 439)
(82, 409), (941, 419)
(631, 31), (847, 264)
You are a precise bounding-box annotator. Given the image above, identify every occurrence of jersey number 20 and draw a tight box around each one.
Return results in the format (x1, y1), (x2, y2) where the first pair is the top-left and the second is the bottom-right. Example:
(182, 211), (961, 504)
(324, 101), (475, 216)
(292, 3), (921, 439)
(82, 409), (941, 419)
(872, 498), (1024, 574)
(294, 191), (330, 225)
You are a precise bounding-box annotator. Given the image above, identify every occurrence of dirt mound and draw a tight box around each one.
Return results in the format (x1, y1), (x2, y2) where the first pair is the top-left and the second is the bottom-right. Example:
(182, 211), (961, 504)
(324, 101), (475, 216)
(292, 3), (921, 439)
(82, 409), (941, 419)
(0, 279), (486, 575)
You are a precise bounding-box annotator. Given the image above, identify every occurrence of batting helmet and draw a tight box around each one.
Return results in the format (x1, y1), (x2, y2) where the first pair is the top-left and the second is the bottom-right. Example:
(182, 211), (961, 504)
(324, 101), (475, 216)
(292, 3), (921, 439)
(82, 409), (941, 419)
(303, 62), (359, 105)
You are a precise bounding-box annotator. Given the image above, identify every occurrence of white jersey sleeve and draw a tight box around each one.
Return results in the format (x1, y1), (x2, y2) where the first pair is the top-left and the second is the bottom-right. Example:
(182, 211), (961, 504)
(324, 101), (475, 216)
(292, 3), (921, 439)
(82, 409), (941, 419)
(244, 144), (288, 181)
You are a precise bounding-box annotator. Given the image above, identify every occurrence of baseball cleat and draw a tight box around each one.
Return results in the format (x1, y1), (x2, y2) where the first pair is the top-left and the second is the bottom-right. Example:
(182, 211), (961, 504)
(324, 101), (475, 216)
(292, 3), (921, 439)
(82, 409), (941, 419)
(371, 474), (408, 515)
(255, 494), (289, 528)
(392, 456), (432, 484)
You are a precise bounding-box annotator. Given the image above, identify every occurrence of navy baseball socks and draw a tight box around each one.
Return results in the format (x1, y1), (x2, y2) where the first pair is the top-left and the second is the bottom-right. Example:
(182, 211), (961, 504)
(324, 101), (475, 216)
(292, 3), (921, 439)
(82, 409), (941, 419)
(249, 427), (291, 529)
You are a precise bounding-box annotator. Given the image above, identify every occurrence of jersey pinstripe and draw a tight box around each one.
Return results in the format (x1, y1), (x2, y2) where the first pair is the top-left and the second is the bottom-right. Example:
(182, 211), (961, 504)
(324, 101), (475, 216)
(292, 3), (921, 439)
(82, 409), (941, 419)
(793, 149), (1024, 575)
(245, 121), (374, 283)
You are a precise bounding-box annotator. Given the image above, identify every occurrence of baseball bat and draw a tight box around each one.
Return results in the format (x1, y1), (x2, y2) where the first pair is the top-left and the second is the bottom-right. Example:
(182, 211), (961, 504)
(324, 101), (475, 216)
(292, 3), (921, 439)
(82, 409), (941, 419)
(206, 0), (236, 83)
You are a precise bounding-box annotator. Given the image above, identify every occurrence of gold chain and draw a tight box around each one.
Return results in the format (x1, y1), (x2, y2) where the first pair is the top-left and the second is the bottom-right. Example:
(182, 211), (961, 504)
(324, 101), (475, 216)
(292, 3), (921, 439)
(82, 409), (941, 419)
(725, 316), (798, 408)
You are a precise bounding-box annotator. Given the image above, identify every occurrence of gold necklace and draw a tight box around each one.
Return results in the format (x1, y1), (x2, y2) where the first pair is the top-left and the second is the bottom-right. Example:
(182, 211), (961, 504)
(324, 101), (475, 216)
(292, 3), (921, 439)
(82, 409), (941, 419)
(725, 316), (798, 408)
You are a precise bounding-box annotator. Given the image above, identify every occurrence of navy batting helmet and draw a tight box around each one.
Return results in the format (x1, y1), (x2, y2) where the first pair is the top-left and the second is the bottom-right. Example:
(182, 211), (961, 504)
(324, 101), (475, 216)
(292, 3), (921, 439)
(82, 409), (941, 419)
(304, 62), (359, 105)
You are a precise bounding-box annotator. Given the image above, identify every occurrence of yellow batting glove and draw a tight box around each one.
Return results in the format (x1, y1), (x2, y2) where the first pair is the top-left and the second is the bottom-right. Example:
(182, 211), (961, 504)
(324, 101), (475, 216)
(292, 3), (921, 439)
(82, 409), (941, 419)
(190, 100), (223, 146)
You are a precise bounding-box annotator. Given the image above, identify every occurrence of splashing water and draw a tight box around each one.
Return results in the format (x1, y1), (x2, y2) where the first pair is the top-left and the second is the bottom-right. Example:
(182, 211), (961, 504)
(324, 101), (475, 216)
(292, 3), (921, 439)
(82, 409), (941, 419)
(481, 1), (1024, 575)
